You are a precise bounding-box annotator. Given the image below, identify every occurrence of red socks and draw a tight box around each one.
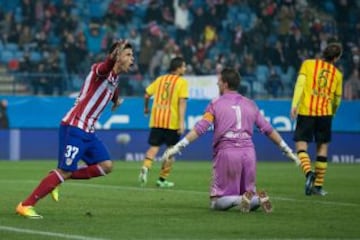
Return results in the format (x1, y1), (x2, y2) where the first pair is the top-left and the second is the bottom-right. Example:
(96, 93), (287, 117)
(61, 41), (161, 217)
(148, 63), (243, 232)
(23, 171), (62, 206)
(22, 165), (105, 206)
(70, 164), (105, 179)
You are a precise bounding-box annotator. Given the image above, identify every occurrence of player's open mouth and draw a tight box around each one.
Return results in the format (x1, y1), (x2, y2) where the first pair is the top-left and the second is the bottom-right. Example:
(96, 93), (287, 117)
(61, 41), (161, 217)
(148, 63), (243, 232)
(128, 64), (135, 71)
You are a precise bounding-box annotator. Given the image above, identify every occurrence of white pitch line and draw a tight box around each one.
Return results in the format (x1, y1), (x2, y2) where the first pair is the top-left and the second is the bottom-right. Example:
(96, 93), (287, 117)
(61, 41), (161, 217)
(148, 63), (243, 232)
(0, 226), (108, 240)
(68, 182), (360, 207)
(0, 225), (350, 240)
(274, 196), (359, 207)
(2, 179), (359, 207)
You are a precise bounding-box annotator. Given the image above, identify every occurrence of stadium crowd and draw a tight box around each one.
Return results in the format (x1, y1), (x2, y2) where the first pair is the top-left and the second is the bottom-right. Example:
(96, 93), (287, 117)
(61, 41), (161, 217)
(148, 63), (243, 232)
(0, 0), (360, 99)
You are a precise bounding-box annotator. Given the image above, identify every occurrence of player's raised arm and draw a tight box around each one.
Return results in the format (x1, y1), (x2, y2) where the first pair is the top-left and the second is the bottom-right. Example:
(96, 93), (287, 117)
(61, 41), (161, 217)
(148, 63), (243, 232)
(96, 40), (128, 76)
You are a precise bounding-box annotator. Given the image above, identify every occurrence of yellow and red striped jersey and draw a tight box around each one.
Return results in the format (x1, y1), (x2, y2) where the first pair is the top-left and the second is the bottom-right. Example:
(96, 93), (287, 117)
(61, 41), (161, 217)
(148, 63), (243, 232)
(294, 59), (343, 116)
(146, 74), (189, 129)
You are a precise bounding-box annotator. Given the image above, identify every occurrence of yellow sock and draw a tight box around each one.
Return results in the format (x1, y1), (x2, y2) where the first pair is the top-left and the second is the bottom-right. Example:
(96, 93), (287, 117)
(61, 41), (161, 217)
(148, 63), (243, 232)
(298, 151), (312, 175)
(314, 158), (327, 187)
(159, 157), (174, 179)
(143, 157), (153, 169)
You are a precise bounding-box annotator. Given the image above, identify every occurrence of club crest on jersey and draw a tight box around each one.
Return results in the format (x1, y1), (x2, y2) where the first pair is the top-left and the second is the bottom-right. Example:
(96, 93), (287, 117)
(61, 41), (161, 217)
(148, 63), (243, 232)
(108, 75), (119, 86)
(66, 158), (73, 166)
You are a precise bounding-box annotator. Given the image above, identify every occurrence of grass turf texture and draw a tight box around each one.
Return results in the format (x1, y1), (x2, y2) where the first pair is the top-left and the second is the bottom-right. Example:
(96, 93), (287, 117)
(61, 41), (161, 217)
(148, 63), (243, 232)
(0, 160), (359, 240)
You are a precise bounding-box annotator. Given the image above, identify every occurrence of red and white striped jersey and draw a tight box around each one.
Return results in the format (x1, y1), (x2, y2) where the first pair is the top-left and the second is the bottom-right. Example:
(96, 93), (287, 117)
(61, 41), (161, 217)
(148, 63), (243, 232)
(62, 57), (120, 132)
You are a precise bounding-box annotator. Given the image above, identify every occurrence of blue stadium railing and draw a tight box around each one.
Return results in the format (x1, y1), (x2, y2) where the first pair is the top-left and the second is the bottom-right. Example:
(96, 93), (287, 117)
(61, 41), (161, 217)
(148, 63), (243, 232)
(0, 72), (287, 99)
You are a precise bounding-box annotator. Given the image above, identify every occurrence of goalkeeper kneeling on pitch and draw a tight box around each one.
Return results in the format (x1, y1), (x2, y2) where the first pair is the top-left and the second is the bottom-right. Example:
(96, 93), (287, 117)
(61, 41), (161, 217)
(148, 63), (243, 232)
(161, 67), (299, 213)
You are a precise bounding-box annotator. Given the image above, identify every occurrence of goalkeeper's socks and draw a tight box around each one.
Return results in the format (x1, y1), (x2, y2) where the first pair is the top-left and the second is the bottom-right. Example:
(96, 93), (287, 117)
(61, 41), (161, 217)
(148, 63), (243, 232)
(314, 156), (327, 187)
(297, 150), (312, 175)
(158, 177), (165, 182)
(212, 196), (241, 210)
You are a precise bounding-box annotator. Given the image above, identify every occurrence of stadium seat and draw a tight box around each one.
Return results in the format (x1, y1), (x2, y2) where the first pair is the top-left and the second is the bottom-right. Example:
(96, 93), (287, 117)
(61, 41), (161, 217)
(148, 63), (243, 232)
(256, 65), (269, 83)
(240, 77), (252, 96)
(252, 81), (267, 98)
(14, 50), (24, 59)
(5, 43), (19, 51)
(29, 51), (42, 62)
(0, 50), (14, 63)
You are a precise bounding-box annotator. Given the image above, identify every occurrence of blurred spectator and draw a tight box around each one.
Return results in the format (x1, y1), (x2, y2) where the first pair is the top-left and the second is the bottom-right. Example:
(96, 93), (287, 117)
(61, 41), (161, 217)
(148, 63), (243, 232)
(62, 32), (88, 75)
(127, 28), (141, 58)
(203, 24), (218, 49)
(285, 27), (306, 70)
(241, 53), (257, 77)
(161, 5), (174, 26)
(247, 19), (267, 65)
(200, 59), (216, 75)
(106, 0), (132, 24)
(5, 21), (21, 44)
(57, 0), (75, 15)
(138, 23), (163, 76)
(297, 8), (312, 38)
(215, 53), (226, 75)
(84, 22), (106, 56)
(144, 1), (163, 24)
(19, 52), (33, 72)
(149, 49), (164, 79)
(21, 0), (36, 26)
(18, 25), (34, 50)
(0, 0), (359, 99)
(47, 49), (64, 95)
(0, 99), (9, 129)
(32, 62), (52, 95)
(266, 40), (286, 70)
(118, 74), (134, 96)
(34, 29), (49, 52)
(259, 0), (277, 31)
(160, 40), (178, 75)
(231, 24), (247, 56)
(264, 69), (284, 98)
(190, 6), (206, 43)
(173, 0), (191, 45)
(206, 2), (225, 32)
(54, 9), (78, 37)
(190, 55), (203, 75)
(180, 37), (195, 65)
(194, 41), (206, 64)
(348, 46), (360, 74)
(18, 52), (34, 88)
(344, 68), (360, 100)
(276, 4), (295, 42)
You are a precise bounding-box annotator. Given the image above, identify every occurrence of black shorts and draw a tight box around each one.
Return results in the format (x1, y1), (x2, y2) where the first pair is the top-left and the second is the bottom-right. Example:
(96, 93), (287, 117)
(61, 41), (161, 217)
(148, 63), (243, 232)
(148, 128), (181, 147)
(293, 115), (333, 144)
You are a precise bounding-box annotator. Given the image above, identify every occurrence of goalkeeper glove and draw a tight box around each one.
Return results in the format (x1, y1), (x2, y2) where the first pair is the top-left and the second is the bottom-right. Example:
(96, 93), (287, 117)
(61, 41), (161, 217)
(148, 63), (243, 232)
(279, 140), (300, 166)
(162, 138), (190, 161)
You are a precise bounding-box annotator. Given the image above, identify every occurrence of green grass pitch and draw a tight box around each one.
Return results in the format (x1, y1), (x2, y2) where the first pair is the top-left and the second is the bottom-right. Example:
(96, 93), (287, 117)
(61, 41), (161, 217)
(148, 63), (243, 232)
(0, 160), (359, 240)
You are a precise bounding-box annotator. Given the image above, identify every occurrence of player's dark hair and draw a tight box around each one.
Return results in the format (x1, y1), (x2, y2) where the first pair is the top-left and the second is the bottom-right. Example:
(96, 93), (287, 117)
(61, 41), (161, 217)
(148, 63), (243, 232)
(108, 41), (133, 54)
(169, 57), (185, 72)
(221, 67), (240, 90)
(322, 42), (342, 62)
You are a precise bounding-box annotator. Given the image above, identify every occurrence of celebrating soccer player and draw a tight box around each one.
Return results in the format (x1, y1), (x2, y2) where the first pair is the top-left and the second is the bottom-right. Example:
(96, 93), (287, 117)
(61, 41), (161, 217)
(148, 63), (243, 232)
(16, 40), (134, 219)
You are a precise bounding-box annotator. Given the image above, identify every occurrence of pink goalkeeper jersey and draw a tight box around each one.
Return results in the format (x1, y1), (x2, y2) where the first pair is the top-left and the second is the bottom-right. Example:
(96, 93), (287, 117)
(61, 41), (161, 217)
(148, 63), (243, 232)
(62, 57), (120, 132)
(194, 92), (273, 153)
